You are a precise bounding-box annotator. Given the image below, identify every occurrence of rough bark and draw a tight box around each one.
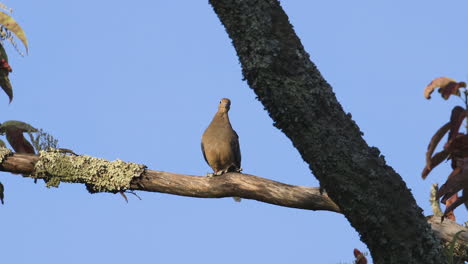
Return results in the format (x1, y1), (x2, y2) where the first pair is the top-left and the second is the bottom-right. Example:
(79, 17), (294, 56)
(1, 152), (467, 255)
(209, 0), (447, 263)
(0, 153), (340, 212)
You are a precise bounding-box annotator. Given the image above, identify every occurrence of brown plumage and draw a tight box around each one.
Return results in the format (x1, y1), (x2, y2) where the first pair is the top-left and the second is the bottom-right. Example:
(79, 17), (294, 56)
(201, 98), (241, 176)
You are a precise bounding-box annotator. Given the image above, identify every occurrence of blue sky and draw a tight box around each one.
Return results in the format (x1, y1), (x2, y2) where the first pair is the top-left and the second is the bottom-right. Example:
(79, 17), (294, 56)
(0, 1), (466, 263)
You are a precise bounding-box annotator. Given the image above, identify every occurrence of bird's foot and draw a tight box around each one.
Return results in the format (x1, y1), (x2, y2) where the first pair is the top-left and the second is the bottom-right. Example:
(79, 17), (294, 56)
(206, 173), (215, 177)
(236, 168), (243, 173)
(213, 171), (225, 176)
(319, 186), (326, 195)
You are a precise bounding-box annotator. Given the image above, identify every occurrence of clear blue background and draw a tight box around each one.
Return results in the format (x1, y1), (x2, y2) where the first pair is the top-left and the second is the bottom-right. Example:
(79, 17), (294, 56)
(0, 1), (466, 263)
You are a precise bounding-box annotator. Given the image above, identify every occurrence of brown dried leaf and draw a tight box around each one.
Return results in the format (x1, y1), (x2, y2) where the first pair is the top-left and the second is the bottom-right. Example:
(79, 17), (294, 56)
(443, 193), (467, 219)
(437, 167), (462, 202)
(424, 77), (466, 100)
(0, 11), (28, 53)
(423, 122), (450, 179)
(427, 122), (450, 158)
(422, 167), (431, 179)
(445, 134), (468, 158)
(437, 158), (468, 217)
(449, 106), (468, 140)
(444, 194), (458, 221)
(422, 150), (449, 179)
(440, 81), (466, 100)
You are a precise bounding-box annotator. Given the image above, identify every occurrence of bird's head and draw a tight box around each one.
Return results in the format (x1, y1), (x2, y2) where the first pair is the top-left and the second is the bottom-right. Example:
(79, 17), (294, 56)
(218, 98), (231, 113)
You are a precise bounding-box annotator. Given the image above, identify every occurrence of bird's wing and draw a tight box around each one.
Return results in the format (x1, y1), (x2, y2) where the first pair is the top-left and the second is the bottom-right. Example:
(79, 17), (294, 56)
(232, 130), (241, 168)
(201, 141), (209, 164)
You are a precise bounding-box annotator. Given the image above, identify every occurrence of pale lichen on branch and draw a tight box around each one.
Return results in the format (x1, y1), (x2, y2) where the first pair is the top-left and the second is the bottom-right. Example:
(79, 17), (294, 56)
(0, 146), (11, 163)
(33, 149), (146, 193)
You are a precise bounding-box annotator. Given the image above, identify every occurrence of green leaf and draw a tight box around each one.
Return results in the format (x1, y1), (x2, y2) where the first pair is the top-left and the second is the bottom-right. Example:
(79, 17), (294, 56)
(0, 120), (37, 154)
(0, 43), (12, 102)
(0, 120), (37, 133)
(446, 230), (465, 264)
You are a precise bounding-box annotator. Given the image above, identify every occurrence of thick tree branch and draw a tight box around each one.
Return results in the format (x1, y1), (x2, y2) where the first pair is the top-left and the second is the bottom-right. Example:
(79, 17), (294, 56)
(428, 216), (468, 261)
(1, 152), (466, 254)
(0, 153), (340, 212)
(134, 171), (340, 212)
(209, 0), (447, 262)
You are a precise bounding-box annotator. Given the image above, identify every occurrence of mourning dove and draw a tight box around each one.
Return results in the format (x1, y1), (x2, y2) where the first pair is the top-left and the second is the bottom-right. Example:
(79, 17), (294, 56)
(202, 98), (242, 201)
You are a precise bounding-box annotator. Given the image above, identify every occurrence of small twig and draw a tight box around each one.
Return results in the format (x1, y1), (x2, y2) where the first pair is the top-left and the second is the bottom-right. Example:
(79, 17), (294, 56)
(125, 190), (142, 201)
(119, 191), (128, 203)
(119, 190), (142, 203)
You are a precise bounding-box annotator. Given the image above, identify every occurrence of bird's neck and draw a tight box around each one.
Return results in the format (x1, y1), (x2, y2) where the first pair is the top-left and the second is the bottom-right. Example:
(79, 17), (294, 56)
(213, 112), (231, 126)
(216, 111), (228, 118)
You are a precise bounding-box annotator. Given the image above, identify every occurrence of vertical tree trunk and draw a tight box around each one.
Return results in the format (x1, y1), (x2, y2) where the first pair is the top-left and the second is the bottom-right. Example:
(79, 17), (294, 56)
(209, 0), (446, 263)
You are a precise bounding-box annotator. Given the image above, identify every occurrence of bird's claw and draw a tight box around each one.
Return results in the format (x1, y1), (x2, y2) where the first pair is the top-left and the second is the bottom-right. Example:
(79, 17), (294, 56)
(319, 186), (326, 195)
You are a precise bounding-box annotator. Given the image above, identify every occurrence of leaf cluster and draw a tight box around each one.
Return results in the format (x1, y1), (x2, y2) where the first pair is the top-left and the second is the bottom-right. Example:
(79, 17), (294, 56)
(0, 3), (28, 103)
(423, 77), (468, 220)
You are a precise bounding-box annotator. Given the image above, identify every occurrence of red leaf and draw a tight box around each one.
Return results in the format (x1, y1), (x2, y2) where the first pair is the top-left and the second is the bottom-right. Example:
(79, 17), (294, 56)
(437, 158), (468, 217)
(353, 249), (368, 264)
(440, 81), (466, 100)
(444, 194), (458, 221)
(449, 106), (468, 140)
(443, 193), (467, 219)
(0, 59), (11, 73)
(445, 134), (468, 158)
(422, 150), (449, 179)
(424, 77), (466, 100)
(437, 167), (463, 202)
